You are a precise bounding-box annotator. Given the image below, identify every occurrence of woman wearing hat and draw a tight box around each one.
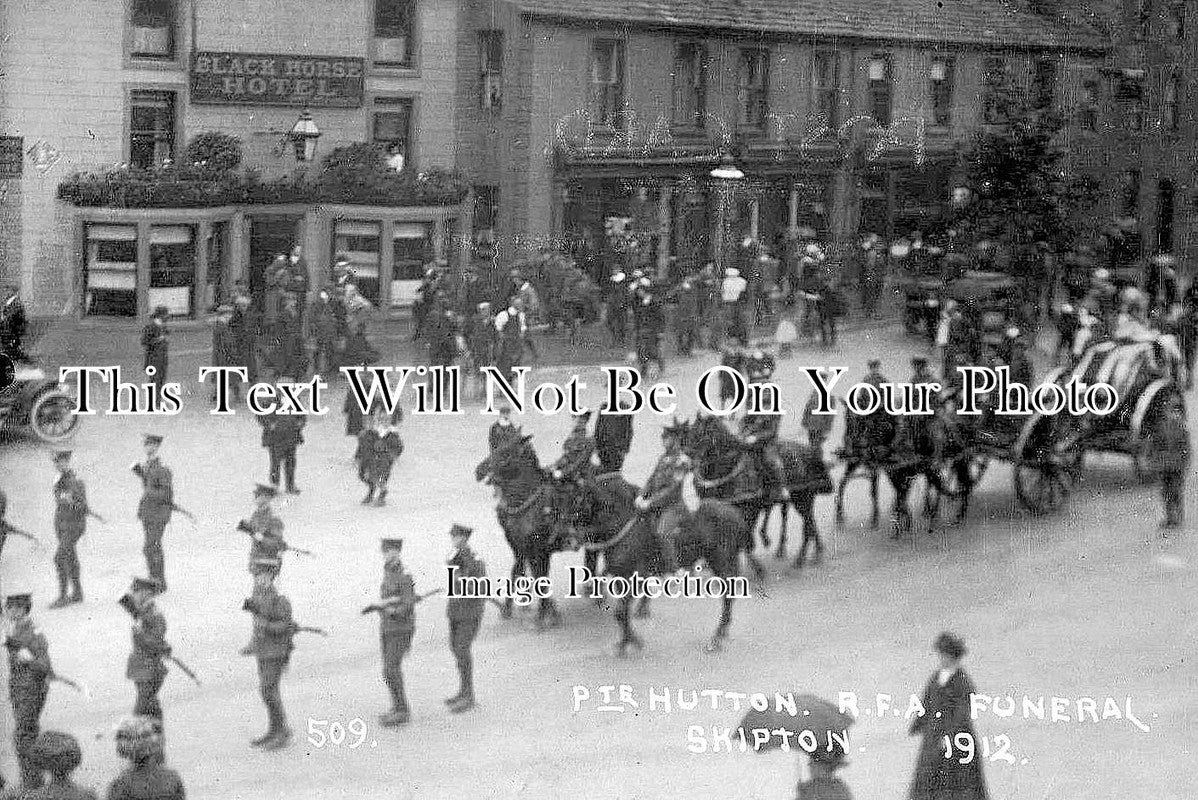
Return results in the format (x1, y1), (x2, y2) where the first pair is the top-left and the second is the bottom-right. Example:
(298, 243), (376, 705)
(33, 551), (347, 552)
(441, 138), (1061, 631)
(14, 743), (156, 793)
(106, 716), (185, 800)
(908, 633), (988, 800)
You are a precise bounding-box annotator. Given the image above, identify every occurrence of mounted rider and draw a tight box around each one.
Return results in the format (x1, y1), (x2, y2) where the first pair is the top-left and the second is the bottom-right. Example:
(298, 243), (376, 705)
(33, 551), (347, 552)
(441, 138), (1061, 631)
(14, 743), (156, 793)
(737, 351), (788, 503)
(634, 421), (692, 574)
(551, 410), (596, 482)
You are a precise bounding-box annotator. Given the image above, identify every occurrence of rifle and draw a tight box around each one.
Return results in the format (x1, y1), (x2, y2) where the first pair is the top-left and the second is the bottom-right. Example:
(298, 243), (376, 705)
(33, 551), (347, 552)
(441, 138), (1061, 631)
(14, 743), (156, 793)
(361, 588), (443, 615)
(242, 599), (327, 637)
(2, 636), (87, 694)
(236, 520), (313, 557)
(116, 596), (201, 686)
(1, 522), (39, 544)
(85, 508), (107, 525)
(170, 503), (195, 523)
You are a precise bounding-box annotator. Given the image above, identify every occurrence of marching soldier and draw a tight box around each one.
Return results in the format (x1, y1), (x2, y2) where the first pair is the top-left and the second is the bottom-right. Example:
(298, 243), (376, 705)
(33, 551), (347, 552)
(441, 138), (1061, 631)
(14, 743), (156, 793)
(445, 524), (484, 713)
(633, 424), (691, 574)
(551, 410), (596, 482)
(1, 490), (38, 598)
(243, 485), (286, 573)
(245, 560), (295, 750)
(50, 451), (87, 609)
(133, 434), (174, 591)
(125, 577), (169, 725)
(1154, 398), (1190, 530)
(594, 400), (634, 474)
(372, 538), (414, 726)
(5, 593), (52, 790)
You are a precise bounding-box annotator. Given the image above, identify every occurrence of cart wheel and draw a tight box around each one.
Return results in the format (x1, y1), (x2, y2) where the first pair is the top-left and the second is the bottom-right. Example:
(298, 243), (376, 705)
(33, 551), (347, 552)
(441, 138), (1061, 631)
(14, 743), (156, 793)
(29, 391), (79, 442)
(1014, 460), (1070, 515)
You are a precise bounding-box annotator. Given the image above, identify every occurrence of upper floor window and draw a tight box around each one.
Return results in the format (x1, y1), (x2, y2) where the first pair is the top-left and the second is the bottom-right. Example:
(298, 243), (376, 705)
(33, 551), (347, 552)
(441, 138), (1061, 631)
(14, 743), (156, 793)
(813, 50), (840, 128)
(1079, 79), (1100, 130)
(982, 57), (1009, 124)
(129, 90), (176, 169)
(130, 0), (176, 59)
(930, 57), (955, 126)
(1158, 179), (1176, 252)
(1123, 168), (1141, 216)
(868, 55), (893, 126)
(1116, 76), (1145, 131)
(738, 48), (770, 129)
(1168, 1), (1186, 38)
(1033, 58), (1057, 110)
(374, 0), (415, 68)
(373, 97), (413, 170)
(1164, 75), (1181, 131)
(590, 40), (625, 130)
(1136, 0), (1152, 39)
(479, 31), (503, 110)
(672, 42), (707, 129)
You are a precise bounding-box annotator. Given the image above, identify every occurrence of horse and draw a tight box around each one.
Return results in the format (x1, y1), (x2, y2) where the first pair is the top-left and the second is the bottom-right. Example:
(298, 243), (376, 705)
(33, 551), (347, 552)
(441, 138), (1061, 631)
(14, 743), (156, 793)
(834, 398), (894, 529)
(569, 473), (750, 655)
(678, 414), (828, 569)
(473, 432), (573, 628)
(879, 404), (973, 536)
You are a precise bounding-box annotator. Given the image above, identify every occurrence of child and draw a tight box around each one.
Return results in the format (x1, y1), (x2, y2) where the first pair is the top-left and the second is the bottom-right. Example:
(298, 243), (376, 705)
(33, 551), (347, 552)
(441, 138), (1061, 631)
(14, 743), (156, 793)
(356, 410), (404, 506)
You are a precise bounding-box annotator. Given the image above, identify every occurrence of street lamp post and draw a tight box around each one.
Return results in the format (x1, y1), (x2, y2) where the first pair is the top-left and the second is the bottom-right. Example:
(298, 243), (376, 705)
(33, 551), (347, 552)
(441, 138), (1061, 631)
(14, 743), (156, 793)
(286, 110), (321, 163)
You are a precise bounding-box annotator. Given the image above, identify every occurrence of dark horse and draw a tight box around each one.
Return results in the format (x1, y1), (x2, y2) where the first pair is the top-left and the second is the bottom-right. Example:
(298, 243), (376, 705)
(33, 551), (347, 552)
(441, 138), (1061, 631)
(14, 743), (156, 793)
(474, 432), (572, 628)
(879, 404), (974, 536)
(835, 397), (893, 529)
(570, 473), (751, 655)
(679, 415), (829, 569)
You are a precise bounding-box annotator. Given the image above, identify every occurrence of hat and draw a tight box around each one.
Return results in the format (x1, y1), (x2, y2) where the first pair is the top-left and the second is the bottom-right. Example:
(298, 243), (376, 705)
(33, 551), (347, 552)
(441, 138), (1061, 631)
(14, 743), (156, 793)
(449, 523), (473, 539)
(254, 484), (278, 499)
(151, 306), (169, 319)
(130, 577), (163, 595)
(726, 268), (740, 277)
(115, 716), (164, 762)
(52, 450), (72, 462)
(143, 434), (163, 446)
(934, 631), (967, 660)
(4, 593), (32, 611)
(867, 359), (882, 369)
(30, 731), (83, 776)
(250, 557), (282, 575)
(911, 356), (928, 368)
(381, 538), (404, 552)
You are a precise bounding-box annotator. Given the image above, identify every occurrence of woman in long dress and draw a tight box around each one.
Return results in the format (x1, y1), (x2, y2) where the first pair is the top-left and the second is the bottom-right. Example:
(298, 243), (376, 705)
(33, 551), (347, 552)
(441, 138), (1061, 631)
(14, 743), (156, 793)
(908, 632), (989, 800)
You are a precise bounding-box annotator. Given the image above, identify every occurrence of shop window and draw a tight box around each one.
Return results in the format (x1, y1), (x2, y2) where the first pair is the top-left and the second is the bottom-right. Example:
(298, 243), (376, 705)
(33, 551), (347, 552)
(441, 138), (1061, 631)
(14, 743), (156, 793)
(129, 90), (176, 169)
(672, 42), (707, 129)
(374, 0), (415, 67)
(392, 222), (434, 305)
(373, 97), (413, 171)
(930, 57), (954, 126)
(1157, 180), (1175, 252)
(149, 225), (195, 317)
(813, 51), (840, 129)
(1079, 79), (1100, 130)
(738, 48), (770, 129)
(590, 40), (625, 130)
(1116, 77), (1145, 131)
(868, 54), (892, 127)
(334, 220), (382, 303)
(479, 31), (503, 110)
(130, 0), (176, 59)
(84, 225), (138, 317)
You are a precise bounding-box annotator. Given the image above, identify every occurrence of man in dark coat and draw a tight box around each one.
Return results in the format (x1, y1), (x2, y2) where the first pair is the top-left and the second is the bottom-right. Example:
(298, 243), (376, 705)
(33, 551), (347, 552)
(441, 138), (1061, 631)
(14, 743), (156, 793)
(5, 593), (53, 790)
(427, 305), (459, 398)
(445, 524), (484, 713)
(229, 293), (259, 384)
(124, 578), (170, 725)
(209, 305), (239, 402)
(371, 538), (415, 727)
(245, 561), (296, 750)
(551, 411), (596, 481)
(632, 284), (666, 378)
(739, 409), (788, 503)
(633, 425), (691, 574)
(108, 716), (185, 800)
(308, 288), (340, 378)
(488, 404), (521, 453)
(1, 490), (37, 598)
(1154, 397), (1190, 529)
(140, 307), (169, 394)
(669, 275), (700, 357)
(594, 401), (634, 474)
(605, 271), (630, 347)
(49, 451), (87, 608)
(355, 411), (404, 506)
(259, 401), (305, 495)
(133, 435), (173, 591)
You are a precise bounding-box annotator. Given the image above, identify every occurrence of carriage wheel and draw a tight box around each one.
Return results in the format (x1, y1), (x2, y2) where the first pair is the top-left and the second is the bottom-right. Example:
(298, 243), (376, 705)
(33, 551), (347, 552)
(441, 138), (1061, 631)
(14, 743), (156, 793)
(1014, 458), (1071, 515)
(29, 391), (79, 442)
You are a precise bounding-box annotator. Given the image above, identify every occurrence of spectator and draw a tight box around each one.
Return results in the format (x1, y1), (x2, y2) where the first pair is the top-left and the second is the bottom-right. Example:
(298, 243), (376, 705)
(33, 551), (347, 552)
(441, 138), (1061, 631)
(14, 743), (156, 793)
(229, 291), (259, 384)
(106, 717), (185, 800)
(721, 267), (749, 345)
(24, 730), (96, 800)
(208, 305), (238, 403)
(308, 287), (340, 378)
(668, 275), (700, 357)
(140, 307), (170, 395)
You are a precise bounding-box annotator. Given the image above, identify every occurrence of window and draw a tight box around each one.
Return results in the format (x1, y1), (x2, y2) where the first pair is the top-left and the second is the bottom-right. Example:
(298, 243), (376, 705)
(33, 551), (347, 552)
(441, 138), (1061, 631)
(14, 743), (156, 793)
(392, 223), (434, 298)
(334, 221), (382, 303)
(1158, 180), (1175, 252)
(372, 97), (413, 171)
(1123, 169), (1141, 216)
(1164, 75), (1180, 131)
(149, 225), (195, 317)
(84, 225), (137, 317)
(1033, 58), (1056, 110)
(1136, 0), (1152, 39)
(930, 57), (955, 126)
(1079, 79), (1100, 130)
(473, 185), (499, 236)
(590, 40), (625, 129)
(129, 90), (176, 169)
(1168, 1), (1186, 38)
(1116, 76), (1145, 131)
(208, 221), (230, 306)
(982, 58), (1008, 123)
(374, 0), (415, 67)
(672, 42), (707, 128)
(738, 48), (770, 129)
(813, 51), (840, 128)
(868, 55), (892, 126)
(479, 31), (503, 110)
(130, 0), (176, 59)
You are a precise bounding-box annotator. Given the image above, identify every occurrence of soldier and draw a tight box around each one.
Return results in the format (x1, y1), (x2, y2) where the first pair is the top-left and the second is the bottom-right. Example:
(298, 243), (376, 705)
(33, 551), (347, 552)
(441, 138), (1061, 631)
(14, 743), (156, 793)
(739, 407), (788, 503)
(445, 524), (485, 713)
(633, 424), (691, 574)
(244, 485), (286, 572)
(50, 451), (87, 609)
(488, 404), (521, 453)
(356, 409), (404, 506)
(1, 489), (38, 599)
(718, 345), (746, 410)
(802, 381), (835, 456)
(124, 577), (169, 725)
(5, 593), (52, 790)
(551, 410), (596, 481)
(245, 561), (296, 750)
(140, 306), (169, 394)
(594, 400), (634, 474)
(1154, 398), (1190, 530)
(910, 356), (937, 386)
(372, 538), (415, 726)
(133, 434), (173, 592)
(259, 394), (306, 495)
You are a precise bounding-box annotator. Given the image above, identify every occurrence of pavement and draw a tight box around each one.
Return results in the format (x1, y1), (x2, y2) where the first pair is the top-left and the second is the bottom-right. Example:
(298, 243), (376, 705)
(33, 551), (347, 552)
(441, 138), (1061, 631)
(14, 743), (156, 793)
(0, 314), (1194, 800)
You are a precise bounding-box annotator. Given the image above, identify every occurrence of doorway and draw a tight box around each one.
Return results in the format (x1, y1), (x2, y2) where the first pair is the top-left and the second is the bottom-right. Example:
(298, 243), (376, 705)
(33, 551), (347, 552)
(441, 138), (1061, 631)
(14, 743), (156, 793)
(248, 216), (300, 296)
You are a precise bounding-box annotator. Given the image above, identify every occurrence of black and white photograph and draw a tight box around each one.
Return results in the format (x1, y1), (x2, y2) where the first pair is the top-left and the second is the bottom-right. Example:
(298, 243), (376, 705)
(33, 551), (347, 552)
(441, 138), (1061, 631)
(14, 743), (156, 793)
(0, 0), (1194, 797)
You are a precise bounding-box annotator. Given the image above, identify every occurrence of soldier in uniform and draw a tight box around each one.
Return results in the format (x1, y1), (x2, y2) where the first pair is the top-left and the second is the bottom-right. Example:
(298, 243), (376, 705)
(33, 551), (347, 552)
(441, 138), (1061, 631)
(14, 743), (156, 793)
(1, 490), (38, 598)
(718, 345), (747, 409)
(50, 451), (87, 609)
(245, 561), (296, 750)
(739, 406), (788, 503)
(488, 404), (521, 453)
(551, 411), (596, 482)
(140, 307), (169, 394)
(445, 524), (485, 713)
(594, 400), (634, 474)
(244, 485), (286, 573)
(259, 396), (306, 495)
(5, 593), (52, 790)
(124, 577), (169, 725)
(133, 434), (173, 592)
(371, 538), (415, 726)
(801, 377), (835, 455)
(1154, 398), (1190, 530)
(910, 356), (937, 386)
(633, 424), (691, 574)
